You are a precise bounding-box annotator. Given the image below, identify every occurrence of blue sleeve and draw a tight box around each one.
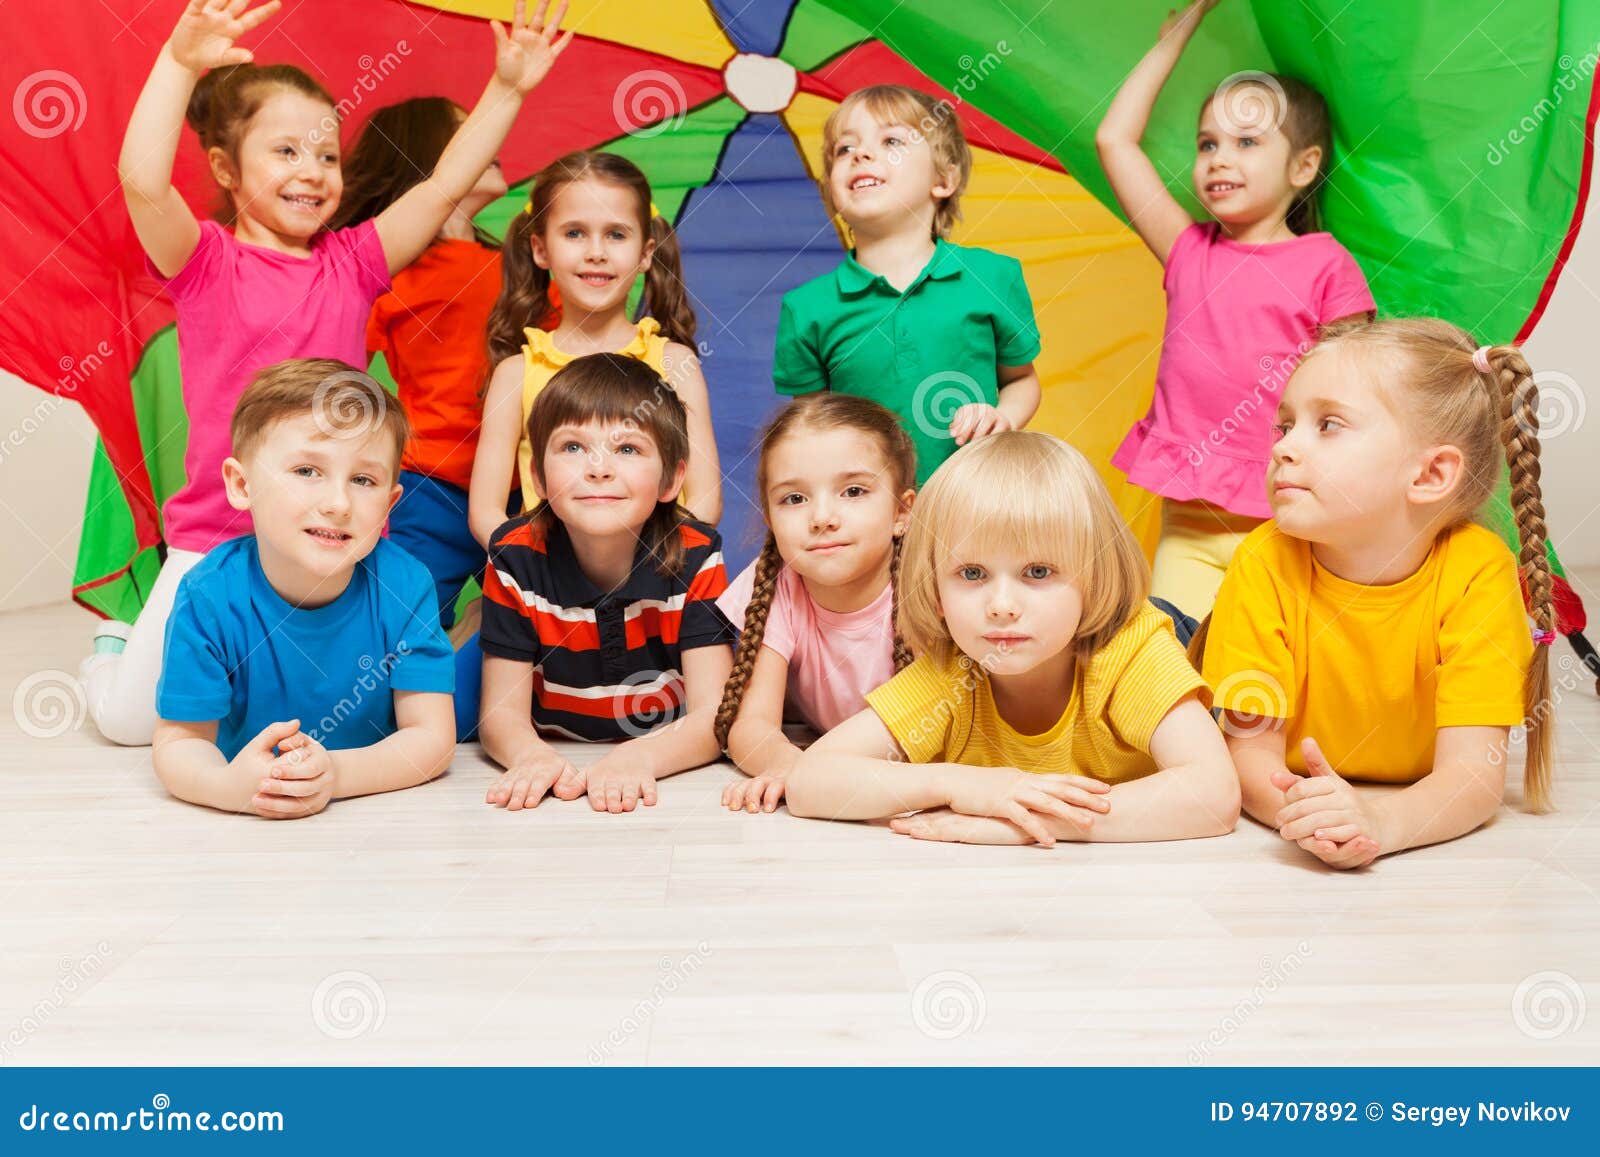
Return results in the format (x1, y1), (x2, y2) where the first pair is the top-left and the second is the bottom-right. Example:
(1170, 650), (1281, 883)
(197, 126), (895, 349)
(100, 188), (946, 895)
(156, 575), (233, 722)
(385, 550), (455, 694)
(772, 293), (827, 395)
(993, 256), (1041, 366)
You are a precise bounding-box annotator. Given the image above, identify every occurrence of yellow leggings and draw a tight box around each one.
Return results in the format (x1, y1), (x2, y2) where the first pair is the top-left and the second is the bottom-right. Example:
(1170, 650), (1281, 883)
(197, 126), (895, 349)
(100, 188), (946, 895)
(1149, 499), (1265, 620)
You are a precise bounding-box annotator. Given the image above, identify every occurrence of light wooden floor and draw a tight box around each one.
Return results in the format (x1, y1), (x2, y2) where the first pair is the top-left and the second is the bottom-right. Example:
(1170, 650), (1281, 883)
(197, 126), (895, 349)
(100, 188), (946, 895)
(4, 589), (1598, 1068)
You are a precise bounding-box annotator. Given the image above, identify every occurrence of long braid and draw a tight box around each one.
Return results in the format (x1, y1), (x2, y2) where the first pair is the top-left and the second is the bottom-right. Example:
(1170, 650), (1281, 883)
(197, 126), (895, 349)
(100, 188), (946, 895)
(889, 532), (913, 671)
(1489, 345), (1556, 810)
(714, 535), (784, 752)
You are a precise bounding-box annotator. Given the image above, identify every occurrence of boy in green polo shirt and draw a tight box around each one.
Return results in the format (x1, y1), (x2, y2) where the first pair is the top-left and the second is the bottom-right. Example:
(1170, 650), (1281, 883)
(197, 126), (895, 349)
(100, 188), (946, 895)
(773, 84), (1042, 485)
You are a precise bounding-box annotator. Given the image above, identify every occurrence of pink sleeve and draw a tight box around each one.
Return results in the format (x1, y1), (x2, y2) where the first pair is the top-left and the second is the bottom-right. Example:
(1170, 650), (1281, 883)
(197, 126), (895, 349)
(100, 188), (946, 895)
(1316, 241), (1376, 322)
(328, 220), (392, 301)
(147, 219), (227, 302)
(757, 575), (798, 662)
(716, 559), (757, 630)
(1161, 222), (1211, 291)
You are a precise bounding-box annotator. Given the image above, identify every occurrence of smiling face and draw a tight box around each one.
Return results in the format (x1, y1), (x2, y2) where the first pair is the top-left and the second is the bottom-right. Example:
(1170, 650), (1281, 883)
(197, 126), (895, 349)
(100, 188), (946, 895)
(934, 545), (1084, 678)
(536, 419), (685, 541)
(1193, 86), (1320, 230)
(529, 178), (653, 316)
(826, 102), (955, 236)
(213, 89), (343, 241)
(1269, 348), (1428, 543)
(224, 413), (401, 599)
(763, 424), (913, 592)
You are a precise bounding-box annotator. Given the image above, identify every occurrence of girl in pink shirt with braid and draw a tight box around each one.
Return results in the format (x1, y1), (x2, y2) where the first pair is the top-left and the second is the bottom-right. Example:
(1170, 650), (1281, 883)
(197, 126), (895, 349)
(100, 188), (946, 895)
(83, 0), (573, 746)
(1096, 0), (1374, 618)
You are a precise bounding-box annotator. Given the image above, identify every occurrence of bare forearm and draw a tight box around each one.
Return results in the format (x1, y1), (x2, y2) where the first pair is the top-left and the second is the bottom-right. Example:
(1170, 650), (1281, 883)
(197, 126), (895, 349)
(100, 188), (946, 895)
(432, 78), (523, 203)
(1072, 762), (1239, 842)
(479, 710), (558, 771)
(787, 755), (958, 819)
(330, 726), (453, 799)
(1097, 28), (1190, 147)
(610, 706), (723, 780)
(727, 719), (804, 780)
(1372, 767), (1502, 855)
(1235, 753), (1290, 827)
(997, 373), (1041, 429)
(154, 737), (254, 813)
(119, 46), (194, 198)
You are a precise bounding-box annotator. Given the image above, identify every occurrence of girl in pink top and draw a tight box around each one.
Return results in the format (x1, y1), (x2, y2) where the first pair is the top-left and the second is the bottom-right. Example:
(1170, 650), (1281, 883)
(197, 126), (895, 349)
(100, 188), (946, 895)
(714, 395), (917, 813)
(1096, 0), (1375, 617)
(82, 0), (574, 747)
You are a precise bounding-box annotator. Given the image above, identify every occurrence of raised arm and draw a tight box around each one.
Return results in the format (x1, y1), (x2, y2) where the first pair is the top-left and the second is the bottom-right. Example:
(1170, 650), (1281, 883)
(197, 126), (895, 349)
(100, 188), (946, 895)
(374, 0), (573, 274)
(1093, 0), (1216, 263)
(120, 0), (283, 276)
(470, 356), (526, 549)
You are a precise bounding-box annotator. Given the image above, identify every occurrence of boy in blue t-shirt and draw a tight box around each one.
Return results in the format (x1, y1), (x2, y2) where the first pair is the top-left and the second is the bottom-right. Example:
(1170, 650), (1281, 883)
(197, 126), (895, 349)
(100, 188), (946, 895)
(153, 358), (456, 819)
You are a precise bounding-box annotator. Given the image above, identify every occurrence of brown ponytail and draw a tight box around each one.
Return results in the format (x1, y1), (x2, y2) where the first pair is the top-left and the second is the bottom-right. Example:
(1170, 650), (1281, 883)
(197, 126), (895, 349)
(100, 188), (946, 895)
(643, 211), (697, 349)
(1485, 343), (1556, 811)
(714, 535), (784, 752)
(186, 64), (336, 226)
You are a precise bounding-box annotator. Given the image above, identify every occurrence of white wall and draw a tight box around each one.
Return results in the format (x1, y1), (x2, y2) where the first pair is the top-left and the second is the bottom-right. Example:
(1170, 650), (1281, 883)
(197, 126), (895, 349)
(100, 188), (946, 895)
(5, 163), (1600, 613)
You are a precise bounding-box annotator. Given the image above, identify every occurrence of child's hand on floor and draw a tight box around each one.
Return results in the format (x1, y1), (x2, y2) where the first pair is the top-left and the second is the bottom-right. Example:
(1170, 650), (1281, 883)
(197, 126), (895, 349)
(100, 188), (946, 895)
(487, 748), (580, 811)
(944, 768), (1110, 847)
(890, 808), (1033, 845)
(948, 403), (1013, 446)
(583, 758), (656, 813)
(491, 0), (575, 95)
(253, 726), (334, 820)
(723, 774), (786, 813)
(1271, 738), (1384, 869)
(168, 0), (283, 72)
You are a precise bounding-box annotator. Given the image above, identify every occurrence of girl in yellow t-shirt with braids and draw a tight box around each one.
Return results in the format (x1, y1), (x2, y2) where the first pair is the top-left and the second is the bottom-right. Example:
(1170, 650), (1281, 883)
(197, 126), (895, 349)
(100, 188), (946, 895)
(1194, 318), (1553, 870)
(786, 430), (1240, 848)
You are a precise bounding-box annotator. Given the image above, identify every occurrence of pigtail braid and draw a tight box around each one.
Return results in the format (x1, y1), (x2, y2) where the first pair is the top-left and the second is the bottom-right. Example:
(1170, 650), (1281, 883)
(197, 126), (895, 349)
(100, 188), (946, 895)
(714, 535), (784, 752)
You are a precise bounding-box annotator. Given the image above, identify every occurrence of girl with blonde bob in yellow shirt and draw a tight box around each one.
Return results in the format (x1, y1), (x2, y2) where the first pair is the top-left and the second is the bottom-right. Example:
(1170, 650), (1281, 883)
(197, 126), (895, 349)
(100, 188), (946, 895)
(1193, 317), (1554, 870)
(786, 431), (1241, 846)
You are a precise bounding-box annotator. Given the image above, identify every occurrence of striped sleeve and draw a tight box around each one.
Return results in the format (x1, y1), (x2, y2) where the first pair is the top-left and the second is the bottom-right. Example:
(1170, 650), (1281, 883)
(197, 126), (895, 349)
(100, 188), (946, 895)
(480, 521), (542, 664)
(863, 654), (965, 764)
(1104, 609), (1210, 751)
(676, 525), (737, 651)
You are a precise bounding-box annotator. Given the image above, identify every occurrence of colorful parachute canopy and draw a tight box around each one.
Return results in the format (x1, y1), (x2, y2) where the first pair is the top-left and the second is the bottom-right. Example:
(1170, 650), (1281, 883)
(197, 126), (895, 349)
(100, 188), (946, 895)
(1, 0), (1595, 631)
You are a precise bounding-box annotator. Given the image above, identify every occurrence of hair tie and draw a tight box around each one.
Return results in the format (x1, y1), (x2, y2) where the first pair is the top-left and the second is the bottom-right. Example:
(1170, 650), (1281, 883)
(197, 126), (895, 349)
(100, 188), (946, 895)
(1532, 627), (1557, 646)
(650, 201), (661, 220)
(1471, 345), (1494, 374)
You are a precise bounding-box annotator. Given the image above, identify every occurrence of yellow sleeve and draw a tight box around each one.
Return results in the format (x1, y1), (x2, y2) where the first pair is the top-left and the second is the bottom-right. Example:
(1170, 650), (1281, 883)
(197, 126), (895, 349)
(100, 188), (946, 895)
(1105, 614), (1211, 751)
(1435, 533), (1533, 728)
(863, 654), (965, 764)
(1201, 532), (1298, 723)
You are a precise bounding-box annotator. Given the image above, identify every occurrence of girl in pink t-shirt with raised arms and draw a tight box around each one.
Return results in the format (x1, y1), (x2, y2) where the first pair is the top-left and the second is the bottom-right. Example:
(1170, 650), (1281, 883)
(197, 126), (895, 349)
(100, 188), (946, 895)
(82, 0), (574, 746)
(714, 395), (917, 813)
(1096, 0), (1374, 617)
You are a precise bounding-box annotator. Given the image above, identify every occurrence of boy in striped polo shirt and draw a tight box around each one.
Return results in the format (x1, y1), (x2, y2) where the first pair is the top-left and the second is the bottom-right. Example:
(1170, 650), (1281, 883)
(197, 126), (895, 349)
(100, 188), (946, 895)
(479, 354), (736, 813)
